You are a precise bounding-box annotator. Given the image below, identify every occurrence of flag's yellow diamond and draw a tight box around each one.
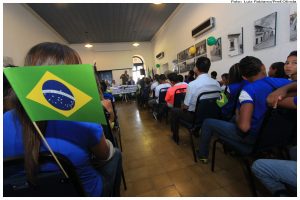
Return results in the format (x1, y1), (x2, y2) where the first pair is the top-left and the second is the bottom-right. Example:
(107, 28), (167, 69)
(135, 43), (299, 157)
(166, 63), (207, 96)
(26, 71), (92, 117)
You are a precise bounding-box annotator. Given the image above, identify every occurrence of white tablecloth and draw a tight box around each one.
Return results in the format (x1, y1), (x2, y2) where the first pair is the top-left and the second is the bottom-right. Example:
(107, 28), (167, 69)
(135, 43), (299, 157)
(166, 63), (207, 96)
(109, 85), (137, 95)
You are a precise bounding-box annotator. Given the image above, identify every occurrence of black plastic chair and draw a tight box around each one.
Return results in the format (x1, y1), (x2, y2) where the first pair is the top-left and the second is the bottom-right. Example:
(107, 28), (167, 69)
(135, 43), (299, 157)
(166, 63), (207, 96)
(102, 111), (127, 191)
(165, 88), (186, 124)
(179, 91), (221, 162)
(4, 152), (86, 197)
(210, 108), (297, 196)
(173, 88), (186, 108)
(155, 87), (170, 122)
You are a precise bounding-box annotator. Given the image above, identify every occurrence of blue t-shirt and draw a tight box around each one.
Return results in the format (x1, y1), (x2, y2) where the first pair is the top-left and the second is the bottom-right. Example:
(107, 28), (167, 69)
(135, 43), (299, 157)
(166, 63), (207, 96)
(238, 77), (291, 135)
(103, 92), (115, 102)
(222, 80), (249, 117)
(3, 110), (104, 197)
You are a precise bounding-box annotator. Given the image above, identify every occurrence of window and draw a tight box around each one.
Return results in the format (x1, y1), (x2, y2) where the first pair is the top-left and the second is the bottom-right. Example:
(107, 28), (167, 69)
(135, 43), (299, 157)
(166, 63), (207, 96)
(132, 65), (144, 84)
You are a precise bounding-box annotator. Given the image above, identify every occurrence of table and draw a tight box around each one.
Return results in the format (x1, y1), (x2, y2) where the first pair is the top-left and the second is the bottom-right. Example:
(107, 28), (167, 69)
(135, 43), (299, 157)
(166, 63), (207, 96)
(109, 85), (138, 102)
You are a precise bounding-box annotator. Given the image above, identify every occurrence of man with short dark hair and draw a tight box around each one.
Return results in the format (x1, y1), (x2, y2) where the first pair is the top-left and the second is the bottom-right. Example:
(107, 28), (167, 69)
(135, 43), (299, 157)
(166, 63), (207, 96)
(165, 73), (187, 108)
(170, 57), (221, 142)
(197, 56), (291, 163)
(211, 71), (217, 79)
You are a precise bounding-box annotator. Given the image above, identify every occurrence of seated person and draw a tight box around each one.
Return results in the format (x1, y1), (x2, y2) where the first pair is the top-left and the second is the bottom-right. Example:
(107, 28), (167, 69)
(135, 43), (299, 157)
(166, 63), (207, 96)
(197, 56), (291, 163)
(268, 62), (289, 78)
(150, 74), (160, 97)
(100, 80), (115, 103)
(252, 86), (297, 197)
(170, 57), (221, 142)
(221, 63), (249, 120)
(220, 73), (229, 91)
(185, 70), (195, 83)
(165, 73), (187, 108)
(3, 42), (122, 197)
(284, 51), (297, 81)
(148, 74), (171, 109)
(210, 71), (217, 80)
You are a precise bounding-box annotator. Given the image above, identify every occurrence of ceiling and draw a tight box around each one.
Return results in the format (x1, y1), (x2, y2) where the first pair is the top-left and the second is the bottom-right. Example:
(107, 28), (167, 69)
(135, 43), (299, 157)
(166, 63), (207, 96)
(27, 3), (179, 44)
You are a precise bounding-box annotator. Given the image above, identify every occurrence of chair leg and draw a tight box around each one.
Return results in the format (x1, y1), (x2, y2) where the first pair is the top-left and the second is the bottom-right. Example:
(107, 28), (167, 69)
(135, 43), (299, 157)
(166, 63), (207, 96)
(121, 168), (127, 190)
(189, 131), (197, 163)
(241, 159), (257, 197)
(211, 139), (219, 172)
(117, 128), (123, 152)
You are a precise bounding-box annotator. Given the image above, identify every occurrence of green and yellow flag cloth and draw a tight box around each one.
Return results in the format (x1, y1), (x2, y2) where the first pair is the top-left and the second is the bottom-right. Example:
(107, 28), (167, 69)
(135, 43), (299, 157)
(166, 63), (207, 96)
(4, 64), (106, 125)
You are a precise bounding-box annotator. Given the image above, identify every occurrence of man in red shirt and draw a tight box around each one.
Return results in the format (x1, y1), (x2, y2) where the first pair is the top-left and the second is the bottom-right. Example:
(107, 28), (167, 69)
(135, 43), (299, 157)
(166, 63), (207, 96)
(165, 73), (187, 108)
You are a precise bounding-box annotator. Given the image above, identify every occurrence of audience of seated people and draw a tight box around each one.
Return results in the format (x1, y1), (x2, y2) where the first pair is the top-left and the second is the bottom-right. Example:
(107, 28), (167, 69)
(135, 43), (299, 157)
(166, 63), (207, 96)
(252, 81), (297, 196)
(165, 73), (188, 108)
(3, 42), (122, 197)
(170, 57), (221, 142)
(4, 41), (297, 197)
(196, 55), (292, 163)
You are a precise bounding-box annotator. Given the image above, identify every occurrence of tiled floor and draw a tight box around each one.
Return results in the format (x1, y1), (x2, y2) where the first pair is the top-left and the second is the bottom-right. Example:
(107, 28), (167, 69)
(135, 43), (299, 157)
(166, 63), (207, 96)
(116, 101), (256, 197)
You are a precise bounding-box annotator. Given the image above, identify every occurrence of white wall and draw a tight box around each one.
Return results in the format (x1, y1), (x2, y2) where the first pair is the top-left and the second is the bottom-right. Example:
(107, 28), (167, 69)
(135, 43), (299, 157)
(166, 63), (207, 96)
(3, 4), (66, 66)
(70, 42), (154, 85)
(152, 3), (297, 79)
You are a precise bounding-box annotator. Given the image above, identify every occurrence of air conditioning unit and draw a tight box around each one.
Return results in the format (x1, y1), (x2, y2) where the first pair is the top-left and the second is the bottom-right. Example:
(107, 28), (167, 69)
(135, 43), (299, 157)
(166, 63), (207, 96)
(156, 52), (164, 59)
(192, 17), (215, 38)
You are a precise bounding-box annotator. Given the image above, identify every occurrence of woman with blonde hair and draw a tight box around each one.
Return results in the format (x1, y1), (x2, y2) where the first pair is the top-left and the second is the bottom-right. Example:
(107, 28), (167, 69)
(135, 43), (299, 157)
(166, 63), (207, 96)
(3, 42), (121, 196)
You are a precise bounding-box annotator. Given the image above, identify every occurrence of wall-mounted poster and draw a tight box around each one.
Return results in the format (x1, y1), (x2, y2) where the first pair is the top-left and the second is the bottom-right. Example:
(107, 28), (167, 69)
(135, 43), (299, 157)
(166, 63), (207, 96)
(186, 46), (194, 60)
(290, 11), (297, 41)
(195, 39), (207, 57)
(228, 27), (244, 57)
(209, 37), (222, 62)
(254, 12), (277, 50)
(178, 62), (187, 74)
(186, 58), (195, 72)
(172, 59), (179, 73)
(177, 50), (188, 63)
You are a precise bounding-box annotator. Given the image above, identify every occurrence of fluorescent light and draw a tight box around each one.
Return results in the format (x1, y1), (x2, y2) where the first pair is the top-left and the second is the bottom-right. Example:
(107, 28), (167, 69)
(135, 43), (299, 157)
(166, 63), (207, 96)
(153, 3), (162, 5)
(85, 43), (93, 48)
(132, 43), (140, 47)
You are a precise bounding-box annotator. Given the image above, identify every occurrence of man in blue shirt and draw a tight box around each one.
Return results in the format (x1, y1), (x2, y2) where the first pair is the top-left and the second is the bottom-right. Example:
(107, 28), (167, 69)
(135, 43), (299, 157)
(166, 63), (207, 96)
(197, 56), (291, 163)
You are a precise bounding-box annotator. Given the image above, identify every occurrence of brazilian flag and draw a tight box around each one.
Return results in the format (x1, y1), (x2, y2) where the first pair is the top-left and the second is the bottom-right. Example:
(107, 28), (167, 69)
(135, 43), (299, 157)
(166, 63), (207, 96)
(4, 64), (107, 125)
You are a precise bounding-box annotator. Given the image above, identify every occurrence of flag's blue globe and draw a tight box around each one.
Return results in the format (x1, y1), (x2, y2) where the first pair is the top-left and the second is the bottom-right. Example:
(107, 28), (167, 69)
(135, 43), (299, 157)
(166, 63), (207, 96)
(42, 80), (75, 110)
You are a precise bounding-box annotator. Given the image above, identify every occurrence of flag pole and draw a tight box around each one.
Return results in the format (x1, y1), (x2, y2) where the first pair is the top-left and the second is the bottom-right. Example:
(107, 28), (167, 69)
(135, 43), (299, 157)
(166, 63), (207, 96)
(32, 121), (69, 178)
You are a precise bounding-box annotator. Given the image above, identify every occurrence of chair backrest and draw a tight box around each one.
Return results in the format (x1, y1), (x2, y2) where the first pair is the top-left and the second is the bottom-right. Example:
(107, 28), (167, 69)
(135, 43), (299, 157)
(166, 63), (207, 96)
(253, 108), (297, 153)
(158, 87), (170, 104)
(193, 91), (221, 126)
(102, 110), (118, 147)
(173, 88), (186, 108)
(3, 152), (86, 197)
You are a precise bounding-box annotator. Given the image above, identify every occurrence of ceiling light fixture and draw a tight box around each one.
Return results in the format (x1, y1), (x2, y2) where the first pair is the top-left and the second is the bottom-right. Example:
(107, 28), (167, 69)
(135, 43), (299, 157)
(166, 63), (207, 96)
(84, 31), (93, 48)
(153, 3), (162, 5)
(85, 43), (93, 48)
(133, 43), (140, 47)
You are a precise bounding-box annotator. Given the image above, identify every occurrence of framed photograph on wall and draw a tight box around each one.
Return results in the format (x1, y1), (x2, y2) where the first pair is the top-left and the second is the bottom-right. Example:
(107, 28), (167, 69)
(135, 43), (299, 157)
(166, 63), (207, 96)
(253, 12), (277, 50)
(186, 58), (195, 72)
(177, 50), (188, 63)
(290, 11), (297, 41)
(209, 37), (222, 62)
(178, 62), (187, 73)
(228, 27), (244, 57)
(195, 39), (207, 57)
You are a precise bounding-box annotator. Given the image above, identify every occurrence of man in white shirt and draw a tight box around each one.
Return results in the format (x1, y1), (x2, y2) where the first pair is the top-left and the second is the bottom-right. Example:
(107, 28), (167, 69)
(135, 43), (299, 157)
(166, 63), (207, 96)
(148, 74), (171, 119)
(170, 57), (221, 142)
(150, 74), (160, 97)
